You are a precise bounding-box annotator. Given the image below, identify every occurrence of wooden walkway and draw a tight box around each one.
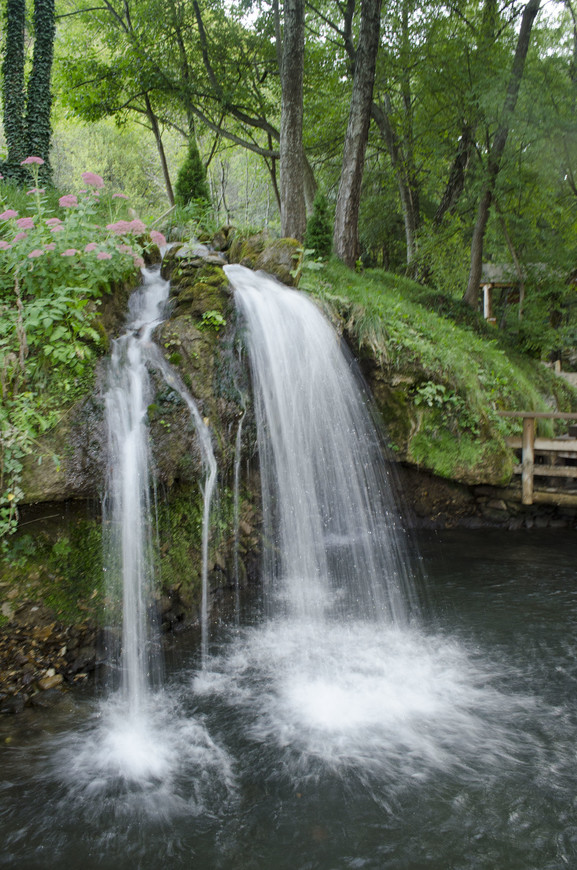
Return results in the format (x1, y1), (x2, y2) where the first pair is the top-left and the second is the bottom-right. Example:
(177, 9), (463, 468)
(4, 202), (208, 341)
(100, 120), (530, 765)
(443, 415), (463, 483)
(499, 411), (577, 505)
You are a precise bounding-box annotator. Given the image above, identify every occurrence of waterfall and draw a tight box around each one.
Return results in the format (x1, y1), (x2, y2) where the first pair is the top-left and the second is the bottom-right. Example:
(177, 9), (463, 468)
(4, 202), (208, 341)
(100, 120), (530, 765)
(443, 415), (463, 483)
(233, 409), (245, 623)
(225, 264), (417, 625)
(104, 268), (168, 711)
(104, 265), (217, 706)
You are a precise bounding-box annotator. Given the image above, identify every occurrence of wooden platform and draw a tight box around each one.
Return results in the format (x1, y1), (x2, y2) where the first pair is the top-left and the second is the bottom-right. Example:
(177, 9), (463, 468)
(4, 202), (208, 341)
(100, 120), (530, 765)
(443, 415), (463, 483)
(499, 411), (577, 505)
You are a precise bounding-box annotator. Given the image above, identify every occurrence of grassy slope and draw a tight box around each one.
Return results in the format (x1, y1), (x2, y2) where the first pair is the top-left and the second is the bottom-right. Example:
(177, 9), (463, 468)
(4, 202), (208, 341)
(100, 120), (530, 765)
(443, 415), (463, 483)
(301, 261), (577, 484)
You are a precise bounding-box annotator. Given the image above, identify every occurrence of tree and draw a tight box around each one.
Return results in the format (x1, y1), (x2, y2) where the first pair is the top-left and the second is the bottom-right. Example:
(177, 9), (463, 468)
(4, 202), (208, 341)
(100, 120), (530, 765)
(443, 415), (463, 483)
(2, 0), (56, 180)
(305, 192), (332, 258)
(174, 138), (210, 206)
(279, 0), (306, 239)
(464, 0), (542, 307)
(333, 0), (383, 267)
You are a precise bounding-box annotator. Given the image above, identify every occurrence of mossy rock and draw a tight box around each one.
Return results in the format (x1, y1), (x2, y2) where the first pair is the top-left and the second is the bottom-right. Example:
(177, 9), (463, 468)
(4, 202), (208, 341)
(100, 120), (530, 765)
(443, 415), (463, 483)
(228, 233), (268, 267)
(227, 233), (303, 286)
(20, 391), (107, 503)
(254, 238), (303, 286)
(174, 280), (228, 319)
(99, 277), (137, 336)
(212, 226), (236, 252)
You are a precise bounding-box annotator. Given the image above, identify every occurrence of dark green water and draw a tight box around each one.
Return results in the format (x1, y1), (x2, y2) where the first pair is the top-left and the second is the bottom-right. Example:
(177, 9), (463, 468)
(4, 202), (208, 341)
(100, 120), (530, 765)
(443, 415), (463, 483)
(1, 528), (576, 870)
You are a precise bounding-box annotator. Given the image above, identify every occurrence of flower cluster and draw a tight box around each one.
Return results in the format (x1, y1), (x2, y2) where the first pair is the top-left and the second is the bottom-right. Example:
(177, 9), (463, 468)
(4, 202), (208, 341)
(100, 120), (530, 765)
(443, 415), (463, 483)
(106, 218), (147, 235)
(0, 161), (165, 284)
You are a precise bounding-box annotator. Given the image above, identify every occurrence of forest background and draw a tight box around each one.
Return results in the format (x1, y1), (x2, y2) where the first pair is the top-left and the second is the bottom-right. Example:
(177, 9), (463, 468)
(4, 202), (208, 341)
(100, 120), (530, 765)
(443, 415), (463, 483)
(2, 0), (577, 341)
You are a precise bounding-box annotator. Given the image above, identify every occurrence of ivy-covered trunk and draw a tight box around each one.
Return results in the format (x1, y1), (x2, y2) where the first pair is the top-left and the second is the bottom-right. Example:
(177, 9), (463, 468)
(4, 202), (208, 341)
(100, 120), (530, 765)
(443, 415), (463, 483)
(2, 0), (27, 171)
(1, 0), (55, 181)
(25, 0), (55, 173)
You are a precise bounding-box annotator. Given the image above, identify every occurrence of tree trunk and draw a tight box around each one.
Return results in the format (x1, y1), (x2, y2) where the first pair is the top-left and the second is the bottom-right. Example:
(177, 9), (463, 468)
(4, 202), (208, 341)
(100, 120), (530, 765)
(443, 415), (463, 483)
(2, 0), (27, 170)
(25, 0), (55, 171)
(371, 98), (419, 265)
(464, 0), (541, 307)
(279, 0), (306, 240)
(303, 155), (318, 214)
(333, 0), (383, 267)
(433, 124), (474, 227)
(144, 93), (175, 206)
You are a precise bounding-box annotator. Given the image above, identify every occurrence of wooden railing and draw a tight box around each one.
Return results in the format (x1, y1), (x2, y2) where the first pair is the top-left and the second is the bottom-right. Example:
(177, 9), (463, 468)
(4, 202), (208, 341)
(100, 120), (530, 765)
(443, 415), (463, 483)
(498, 411), (577, 505)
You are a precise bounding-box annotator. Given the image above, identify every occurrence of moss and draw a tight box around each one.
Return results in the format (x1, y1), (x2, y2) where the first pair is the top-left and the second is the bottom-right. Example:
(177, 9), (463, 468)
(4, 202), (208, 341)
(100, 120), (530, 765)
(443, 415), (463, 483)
(154, 491), (204, 610)
(300, 259), (577, 485)
(43, 521), (104, 622)
(408, 419), (513, 485)
(0, 519), (105, 625)
(253, 238), (303, 286)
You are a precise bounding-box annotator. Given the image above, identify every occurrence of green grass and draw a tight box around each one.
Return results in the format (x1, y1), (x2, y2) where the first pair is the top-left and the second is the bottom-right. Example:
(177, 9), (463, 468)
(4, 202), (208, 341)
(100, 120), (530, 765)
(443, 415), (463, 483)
(301, 260), (577, 483)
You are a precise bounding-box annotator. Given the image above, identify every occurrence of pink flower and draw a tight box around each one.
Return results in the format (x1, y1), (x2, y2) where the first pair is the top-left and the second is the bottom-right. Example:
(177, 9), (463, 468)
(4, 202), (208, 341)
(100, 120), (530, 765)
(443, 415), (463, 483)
(112, 192), (129, 200)
(44, 243), (56, 251)
(96, 251), (112, 260)
(45, 218), (62, 227)
(107, 219), (146, 235)
(150, 230), (166, 247)
(118, 244), (133, 254)
(106, 220), (130, 234)
(26, 187), (45, 196)
(0, 174), (3, 180)
(21, 156), (45, 165)
(61, 248), (77, 257)
(0, 209), (18, 220)
(51, 225), (64, 233)
(59, 194), (78, 208)
(0, 240), (12, 250)
(133, 256), (145, 269)
(16, 217), (35, 230)
(84, 242), (98, 252)
(81, 171), (104, 188)
(12, 232), (27, 242)
(28, 249), (44, 258)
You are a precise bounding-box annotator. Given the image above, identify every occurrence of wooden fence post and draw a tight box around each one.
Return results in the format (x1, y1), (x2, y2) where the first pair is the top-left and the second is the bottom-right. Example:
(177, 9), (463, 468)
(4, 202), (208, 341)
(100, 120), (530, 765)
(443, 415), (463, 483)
(522, 416), (535, 505)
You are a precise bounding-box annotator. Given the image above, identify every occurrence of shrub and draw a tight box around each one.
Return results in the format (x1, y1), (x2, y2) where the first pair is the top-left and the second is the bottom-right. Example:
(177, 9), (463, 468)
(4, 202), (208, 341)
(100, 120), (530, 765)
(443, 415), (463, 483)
(304, 193), (332, 259)
(174, 140), (210, 207)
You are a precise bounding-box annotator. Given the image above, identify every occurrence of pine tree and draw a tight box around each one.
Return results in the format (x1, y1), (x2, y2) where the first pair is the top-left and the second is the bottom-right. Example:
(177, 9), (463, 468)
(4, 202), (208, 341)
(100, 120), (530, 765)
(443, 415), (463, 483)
(305, 193), (333, 259)
(174, 139), (211, 206)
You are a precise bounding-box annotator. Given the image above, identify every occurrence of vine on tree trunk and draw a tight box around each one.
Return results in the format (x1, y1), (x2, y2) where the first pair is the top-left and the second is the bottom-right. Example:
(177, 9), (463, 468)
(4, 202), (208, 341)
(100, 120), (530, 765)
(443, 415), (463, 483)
(1, 0), (55, 183)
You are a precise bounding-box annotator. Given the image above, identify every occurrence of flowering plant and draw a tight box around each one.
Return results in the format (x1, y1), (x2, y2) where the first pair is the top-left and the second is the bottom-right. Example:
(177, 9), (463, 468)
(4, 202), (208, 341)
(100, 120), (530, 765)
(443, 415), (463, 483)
(0, 159), (165, 546)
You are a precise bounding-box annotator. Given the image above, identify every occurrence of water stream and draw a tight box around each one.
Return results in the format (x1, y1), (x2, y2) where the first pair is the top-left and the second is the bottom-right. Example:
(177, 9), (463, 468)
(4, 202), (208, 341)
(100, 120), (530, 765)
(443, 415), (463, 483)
(68, 265), (220, 784)
(1, 266), (576, 868)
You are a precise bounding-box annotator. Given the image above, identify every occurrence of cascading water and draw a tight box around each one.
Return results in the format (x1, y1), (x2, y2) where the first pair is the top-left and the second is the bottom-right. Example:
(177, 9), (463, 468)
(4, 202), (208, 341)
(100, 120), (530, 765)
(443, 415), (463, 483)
(104, 268), (168, 711)
(198, 265), (524, 774)
(232, 408), (245, 622)
(225, 263), (417, 625)
(65, 265), (228, 788)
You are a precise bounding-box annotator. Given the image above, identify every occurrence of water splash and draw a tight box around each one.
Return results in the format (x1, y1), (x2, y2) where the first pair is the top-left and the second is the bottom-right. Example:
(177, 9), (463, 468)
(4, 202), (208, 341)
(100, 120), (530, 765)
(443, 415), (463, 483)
(217, 265), (531, 782)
